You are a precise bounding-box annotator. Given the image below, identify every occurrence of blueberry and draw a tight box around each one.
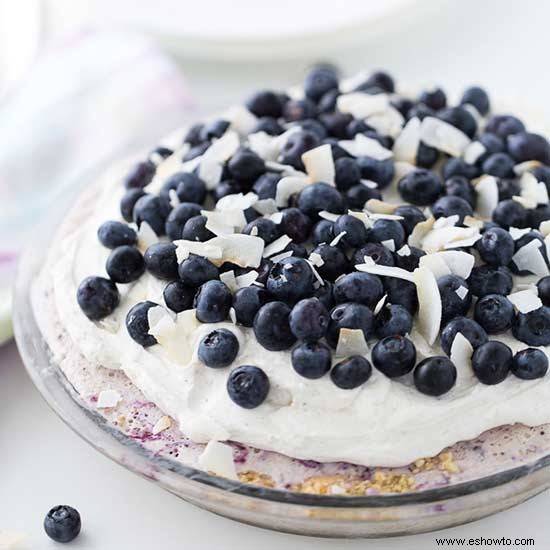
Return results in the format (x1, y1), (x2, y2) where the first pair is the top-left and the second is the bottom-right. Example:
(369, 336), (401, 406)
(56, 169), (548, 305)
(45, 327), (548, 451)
(253, 301), (296, 350)
(226, 364), (270, 410)
(441, 158), (481, 181)
(182, 215), (215, 242)
(416, 143), (439, 169)
(228, 148), (266, 183)
(106, 245), (145, 284)
(507, 132), (550, 164)
(414, 356), (457, 396)
(334, 157), (361, 191)
(297, 182), (345, 220)
(279, 207), (312, 243)
(532, 166), (550, 193)
(437, 106), (477, 138)
(345, 183), (382, 209)
(252, 117), (284, 136)
(123, 160), (156, 189)
(44, 505), (81, 543)
(143, 242), (178, 280)
(165, 202), (202, 240)
(529, 205), (550, 228)
(468, 265), (513, 297)
(194, 280), (232, 323)
(326, 302), (374, 348)
(97, 221), (137, 248)
(198, 329), (239, 368)
(460, 86), (490, 115)
(333, 214), (368, 248)
(356, 157), (394, 189)
(163, 280), (195, 313)
(333, 272), (383, 308)
(212, 179), (244, 202)
(254, 258), (273, 285)
(513, 306), (550, 346)
(372, 335), (416, 378)
(395, 246), (425, 271)
(311, 219), (335, 246)
(472, 341), (512, 384)
(133, 195), (171, 236)
(537, 276), (550, 306)
(482, 152), (515, 178)
(492, 199), (528, 229)
(246, 90), (283, 118)
(126, 301), (158, 346)
(512, 348), (549, 380)
(304, 65), (339, 102)
(359, 70), (395, 93)
(330, 356), (372, 389)
(199, 119), (230, 141)
(253, 173), (280, 199)
(312, 280), (334, 310)
(184, 123), (205, 146)
(440, 316), (488, 356)
(243, 218), (281, 244)
(319, 112), (353, 139)
(366, 219), (406, 249)
(393, 205), (426, 236)
(353, 242), (395, 267)
(317, 89), (340, 113)
(438, 275), (471, 324)
(383, 278), (418, 314)
(392, 97), (415, 118)
(475, 227), (515, 266)
(407, 103), (434, 121)
(184, 142), (211, 161)
(77, 276), (119, 320)
(160, 171), (207, 205)
(346, 118), (374, 138)
(283, 98), (317, 122)
(474, 294), (515, 335)
(232, 286), (269, 327)
(486, 115), (525, 138)
(120, 188), (146, 222)
(150, 146), (173, 162)
(179, 254), (219, 287)
(418, 87), (447, 110)
(375, 304), (413, 338)
(289, 297), (329, 342)
(311, 243), (349, 281)
(266, 257), (315, 303)
(398, 169), (443, 206)
(279, 130), (320, 170)
(431, 196), (473, 224)
(291, 341), (332, 379)
(477, 132), (505, 163)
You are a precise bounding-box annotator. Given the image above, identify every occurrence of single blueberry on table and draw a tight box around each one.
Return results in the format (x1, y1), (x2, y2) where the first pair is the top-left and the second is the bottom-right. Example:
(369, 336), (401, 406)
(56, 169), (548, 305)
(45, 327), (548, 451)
(467, 265), (513, 297)
(474, 294), (515, 334)
(105, 245), (145, 284)
(472, 341), (512, 385)
(194, 280), (232, 323)
(227, 365), (270, 409)
(279, 207), (312, 243)
(165, 202), (202, 240)
(371, 335), (416, 378)
(97, 220), (137, 249)
(440, 317), (488, 356)
(291, 341), (332, 380)
(333, 272), (384, 309)
(311, 219), (335, 246)
(133, 194), (171, 236)
(311, 243), (349, 281)
(366, 219), (406, 250)
(334, 157), (361, 191)
(507, 131), (550, 164)
(333, 214), (368, 248)
(325, 302), (374, 348)
(297, 182), (345, 220)
(266, 257), (315, 303)
(252, 116), (284, 136)
(243, 217), (281, 244)
(345, 183), (382, 210)
(431, 196), (473, 225)
(416, 142), (439, 169)
(330, 356), (372, 390)
(198, 329), (240, 368)
(279, 130), (320, 170)
(414, 356), (457, 396)
(353, 242), (395, 268)
(253, 301), (296, 351)
(144, 242), (178, 280)
(246, 89), (283, 118)
(383, 277), (418, 314)
(512, 307), (550, 347)
(126, 301), (158, 347)
(460, 86), (490, 116)
(232, 286), (270, 327)
(253, 172), (281, 200)
(199, 119), (230, 141)
(475, 227), (515, 266)
(228, 148), (266, 183)
(393, 205), (426, 236)
(398, 169), (443, 206)
(289, 297), (329, 342)
(481, 152), (515, 179)
(181, 215), (215, 242)
(283, 98), (317, 122)
(395, 246), (425, 271)
(123, 159), (156, 189)
(437, 106), (477, 138)
(44, 505), (81, 543)
(418, 87), (447, 110)
(537, 276), (550, 306)
(512, 348), (549, 380)
(492, 199), (528, 229)
(178, 254), (219, 287)
(438, 275), (471, 324)
(120, 188), (147, 222)
(485, 114), (525, 138)
(163, 280), (195, 313)
(375, 304), (413, 338)
(444, 175), (477, 209)
(160, 171), (207, 205)
(77, 276), (120, 320)
(355, 157), (395, 189)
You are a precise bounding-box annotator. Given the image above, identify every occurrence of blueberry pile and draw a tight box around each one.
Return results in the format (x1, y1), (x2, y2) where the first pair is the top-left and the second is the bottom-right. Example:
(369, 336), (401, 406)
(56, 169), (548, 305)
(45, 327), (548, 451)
(77, 66), (550, 408)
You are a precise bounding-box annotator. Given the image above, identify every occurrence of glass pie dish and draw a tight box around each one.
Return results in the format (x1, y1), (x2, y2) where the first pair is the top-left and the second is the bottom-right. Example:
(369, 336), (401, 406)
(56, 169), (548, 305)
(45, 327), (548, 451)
(13, 165), (550, 539)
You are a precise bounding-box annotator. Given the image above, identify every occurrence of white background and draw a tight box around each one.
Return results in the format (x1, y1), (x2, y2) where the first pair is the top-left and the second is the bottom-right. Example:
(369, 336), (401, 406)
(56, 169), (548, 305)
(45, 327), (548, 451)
(3, 0), (550, 547)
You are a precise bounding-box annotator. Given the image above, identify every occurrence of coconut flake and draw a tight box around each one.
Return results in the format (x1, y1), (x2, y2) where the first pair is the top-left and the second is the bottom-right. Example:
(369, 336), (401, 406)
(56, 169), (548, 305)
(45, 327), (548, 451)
(420, 116), (471, 157)
(474, 175), (499, 220)
(225, 104), (257, 135)
(414, 267), (442, 346)
(540, 220), (550, 236)
(248, 131), (278, 160)
(381, 239), (396, 252)
(365, 199), (397, 214)
(348, 210), (373, 228)
(253, 198), (279, 215)
(152, 416), (172, 435)
(270, 251), (294, 263)
(514, 160), (543, 176)
(198, 440), (238, 480)
(433, 215), (459, 229)
(463, 141), (486, 165)
(216, 191), (258, 211)
(203, 209), (246, 235)
(306, 260), (325, 286)
(235, 270), (259, 288)
(419, 254), (452, 278)
(137, 221), (159, 251)
(302, 144), (335, 185)
(229, 307), (237, 324)
(408, 216), (436, 248)
(509, 226), (532, 240)
(520, 171), (549, 206)
(421, 225), (480, 253)
(220, 270), (239, 292)
(512, 195), (536, 209)
(463, 215), (484, 229)
(263, 235), (292, 258)
(335, 328), (369, 357)
(355, 263), (415, 282)
(450, 332), (475, 387)
(374, 294), (388, 315)
(338, 133), (393, 160)
(455, 285), (469, 300)
(393, 161), (417, 180)
(168, 188), (180, 208)
(319, 210), (340, 222)
(508, 289), (543, 313)
(512, 238), (549, 277)
(308, 252), (325, 267)
(204, 130), (240, 163)
(330, 231), (347, 247)
(392, 117), (421, 163)
(367, 106), (405, 138)
(269, 211), (283, 224)
(422, 250), (475, 279)
(336, 92), (390, 119)
(397, 244), (411, 257)
(275, 176), (311, 207)
(97, 389), (122, 409)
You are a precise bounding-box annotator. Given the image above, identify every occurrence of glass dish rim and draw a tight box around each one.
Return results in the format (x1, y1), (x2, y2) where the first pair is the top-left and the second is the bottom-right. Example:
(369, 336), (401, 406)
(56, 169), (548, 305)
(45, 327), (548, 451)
(13, 160), (550, 511)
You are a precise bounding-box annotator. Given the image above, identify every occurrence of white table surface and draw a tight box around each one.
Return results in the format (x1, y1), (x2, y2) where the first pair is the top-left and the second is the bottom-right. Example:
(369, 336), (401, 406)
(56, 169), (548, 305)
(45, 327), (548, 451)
(4, 0), (550, 547)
